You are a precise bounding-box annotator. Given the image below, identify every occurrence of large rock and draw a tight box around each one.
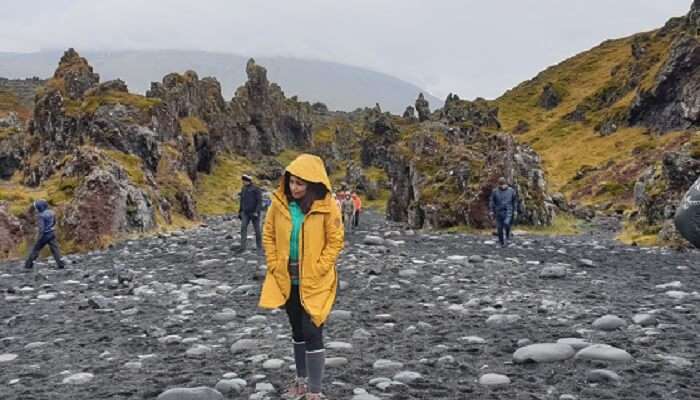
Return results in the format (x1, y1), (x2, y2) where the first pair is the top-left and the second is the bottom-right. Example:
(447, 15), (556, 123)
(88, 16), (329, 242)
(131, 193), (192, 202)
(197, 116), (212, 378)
(157, 387), (224, 400)
(52, 48), (100, 99)
(539, 83), (562, 110)
(575, 344), (633, 362)
(513, 343), (576, 363)
(61, 151), (156, 246)
(415, 93), (431, 122)
(0, 202), (24, 258)
(629, 34), (700, 132)
(386, 127), (554, 229)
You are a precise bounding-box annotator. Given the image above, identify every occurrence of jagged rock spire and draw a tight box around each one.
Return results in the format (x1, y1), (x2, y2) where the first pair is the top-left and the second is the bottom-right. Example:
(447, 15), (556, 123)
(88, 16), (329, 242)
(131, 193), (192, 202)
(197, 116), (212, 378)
(52, 48), (99, 99)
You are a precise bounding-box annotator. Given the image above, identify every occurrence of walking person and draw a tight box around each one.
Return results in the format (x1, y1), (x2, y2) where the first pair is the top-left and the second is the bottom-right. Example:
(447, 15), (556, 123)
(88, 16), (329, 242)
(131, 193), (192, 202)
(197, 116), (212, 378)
(236, 174), (263, 254)
(24, 199), (66, 270)
(351, 191), (362, 229)
(489, 177), (518, 247)
(340, 194), (355, 233)
(259, 154), (344, 400)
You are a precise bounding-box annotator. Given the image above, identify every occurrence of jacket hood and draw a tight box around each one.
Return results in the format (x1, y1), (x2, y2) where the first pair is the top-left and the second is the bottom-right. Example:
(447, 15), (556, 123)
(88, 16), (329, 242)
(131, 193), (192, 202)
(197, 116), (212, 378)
(34, 199), (49, 212)
(280, 154), (332, 192)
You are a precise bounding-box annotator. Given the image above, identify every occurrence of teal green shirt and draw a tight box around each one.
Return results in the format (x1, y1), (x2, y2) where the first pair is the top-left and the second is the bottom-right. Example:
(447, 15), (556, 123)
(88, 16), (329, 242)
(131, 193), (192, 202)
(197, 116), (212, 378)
(288, 201), (305, 262)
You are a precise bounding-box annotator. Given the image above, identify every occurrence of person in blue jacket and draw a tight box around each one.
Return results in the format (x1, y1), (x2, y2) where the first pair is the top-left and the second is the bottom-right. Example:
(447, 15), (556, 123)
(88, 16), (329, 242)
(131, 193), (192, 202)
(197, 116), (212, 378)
(24, 199), (66, 270)
(489, 177), (519, 247)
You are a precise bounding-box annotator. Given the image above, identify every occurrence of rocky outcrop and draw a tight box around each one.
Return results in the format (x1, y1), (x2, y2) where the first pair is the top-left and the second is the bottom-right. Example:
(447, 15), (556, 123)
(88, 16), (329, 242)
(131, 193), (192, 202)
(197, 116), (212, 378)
(0, 202), (24, 258)
(539, 83), (562, 110)
(440, 95), (501, 129)
(230, 59), (316, 154)
(0, 77), (46, 110)
(61, 149), (157, 247)
(402, 105), (417, 121)
(386, 123), (553, 229)
(629, 35), (700, 131)
(0, 133), (24, 180)
(415, 93), (431, 122)
(0, 113), (25, 179)
(632, 140), (700, 243)
(52, 48), (100, 99)
(360, 105), (400, 169)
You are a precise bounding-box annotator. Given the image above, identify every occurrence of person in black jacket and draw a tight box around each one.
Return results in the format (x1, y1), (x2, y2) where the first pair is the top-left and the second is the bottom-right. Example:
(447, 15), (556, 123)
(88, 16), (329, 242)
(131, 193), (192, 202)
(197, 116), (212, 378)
(237, 175), (263, 254)
(24, 199), (66, 270)
(489, 177), (519, 247)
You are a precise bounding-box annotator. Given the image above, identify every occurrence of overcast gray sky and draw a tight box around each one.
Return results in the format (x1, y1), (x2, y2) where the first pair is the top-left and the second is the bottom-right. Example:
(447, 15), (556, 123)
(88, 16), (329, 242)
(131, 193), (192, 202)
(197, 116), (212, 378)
(1, 0), (692, 99)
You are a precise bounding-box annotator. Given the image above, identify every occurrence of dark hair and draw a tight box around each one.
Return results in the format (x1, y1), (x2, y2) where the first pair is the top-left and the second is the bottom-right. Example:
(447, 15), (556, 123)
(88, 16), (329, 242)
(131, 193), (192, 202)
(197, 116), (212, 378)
(284, 172), (329, 214)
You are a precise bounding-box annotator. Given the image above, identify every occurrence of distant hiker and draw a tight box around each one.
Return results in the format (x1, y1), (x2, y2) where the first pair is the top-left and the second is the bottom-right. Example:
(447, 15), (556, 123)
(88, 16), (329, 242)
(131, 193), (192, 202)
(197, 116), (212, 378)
(259, 154), (344, 400)
(261, 190), (272, 221)
(24, 199), (66, 270)
(341, 194), (355, 232)
(333, 192), (342, 212)
(236, 174), (263, 254)
(489, 177), (518, 247)
(351, 191), (362, 229)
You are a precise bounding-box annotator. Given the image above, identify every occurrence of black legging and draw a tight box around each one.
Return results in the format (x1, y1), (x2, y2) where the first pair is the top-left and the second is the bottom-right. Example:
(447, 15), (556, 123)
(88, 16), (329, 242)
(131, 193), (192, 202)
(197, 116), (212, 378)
(285, 285), (324, 351)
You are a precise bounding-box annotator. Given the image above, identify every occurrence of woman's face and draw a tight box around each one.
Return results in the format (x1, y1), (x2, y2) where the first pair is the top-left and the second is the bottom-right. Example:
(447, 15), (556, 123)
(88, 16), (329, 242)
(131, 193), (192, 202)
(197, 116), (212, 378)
(289, 175), (308, 199)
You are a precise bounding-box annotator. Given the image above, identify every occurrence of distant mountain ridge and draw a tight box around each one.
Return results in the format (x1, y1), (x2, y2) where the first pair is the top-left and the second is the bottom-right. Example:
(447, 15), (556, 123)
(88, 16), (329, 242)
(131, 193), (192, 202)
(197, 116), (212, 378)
(0, 49), (442, 114)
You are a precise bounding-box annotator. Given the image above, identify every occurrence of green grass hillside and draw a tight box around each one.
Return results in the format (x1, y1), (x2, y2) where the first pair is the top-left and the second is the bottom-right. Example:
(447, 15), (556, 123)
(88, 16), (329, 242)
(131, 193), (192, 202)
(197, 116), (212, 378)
(496, 27), (691, 210)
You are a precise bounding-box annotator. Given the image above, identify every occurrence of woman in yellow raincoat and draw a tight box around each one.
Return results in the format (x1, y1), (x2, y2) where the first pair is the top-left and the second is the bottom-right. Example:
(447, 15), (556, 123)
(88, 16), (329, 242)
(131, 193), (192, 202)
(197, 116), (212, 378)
(259, 154), (344, 400)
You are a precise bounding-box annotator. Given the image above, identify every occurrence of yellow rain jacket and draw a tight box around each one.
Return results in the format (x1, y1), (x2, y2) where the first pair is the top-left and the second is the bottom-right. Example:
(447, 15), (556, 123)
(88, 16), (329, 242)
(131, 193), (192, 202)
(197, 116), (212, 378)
(258, 154), (345, 326)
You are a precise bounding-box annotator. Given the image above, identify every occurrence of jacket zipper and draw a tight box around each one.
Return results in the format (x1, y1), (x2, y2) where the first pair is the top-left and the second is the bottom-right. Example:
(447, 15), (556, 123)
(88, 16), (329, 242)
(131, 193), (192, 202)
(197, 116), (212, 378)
(298, 220), (307, 310)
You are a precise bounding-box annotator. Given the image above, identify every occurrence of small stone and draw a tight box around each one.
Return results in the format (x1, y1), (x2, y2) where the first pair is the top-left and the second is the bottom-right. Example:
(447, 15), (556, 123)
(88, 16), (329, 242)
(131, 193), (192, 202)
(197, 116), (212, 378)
(393, 371), (422, 384)
(213, 309), (237, 322)
(215, 379), (244, 395)
(437, 355), (455, 365)
(586, 369), (622, 384)
(124, 361), (142, 370)
(373, 359), (404, 370)
(479, 373), (511, 386)
(657, 354), (692, 368)
(364, 236), (385, 246)
(0, 354), (18, 362)
(186, 344), (212, 358)
(486, 314), (521, 328)
(326, 357), (349, 368)
(156, 387), (224, 400)
(37, 293), (57, 300)
(398, 269), (417, 277)
(513, 343), (575, 363)
(352, 392), (381, 400)
(352, 328), (372, 340)
(24, 342), (48, 350)
(62, 373), (94, 385)
(632, 313), (656, 326)
(247, 315), (267, 324)
(592, 315), (626, 331)
(575, 344), (632, 362)
(556, 338), (591, 350)
(262, 359), (284, 370)
(579, 259), (595, 267)
(231, 339), (258, 354)
(330, 310), (352, 320)
(655, 281), (682, 290)
(159, 335), (183, 344)
(540, 265), (567, 278)
(255, 382), (274, 392)
(460, 336), (486, 344)
(327, 341), (353, 351)
(665, 290), (690, 300)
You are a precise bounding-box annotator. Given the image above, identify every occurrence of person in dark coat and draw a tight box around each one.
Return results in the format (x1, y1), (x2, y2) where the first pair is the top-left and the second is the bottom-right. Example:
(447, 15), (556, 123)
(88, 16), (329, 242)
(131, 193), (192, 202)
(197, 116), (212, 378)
(489, 177), (519, 247)
(24, 199), (66, 270)
(237, 175), (263, 254)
